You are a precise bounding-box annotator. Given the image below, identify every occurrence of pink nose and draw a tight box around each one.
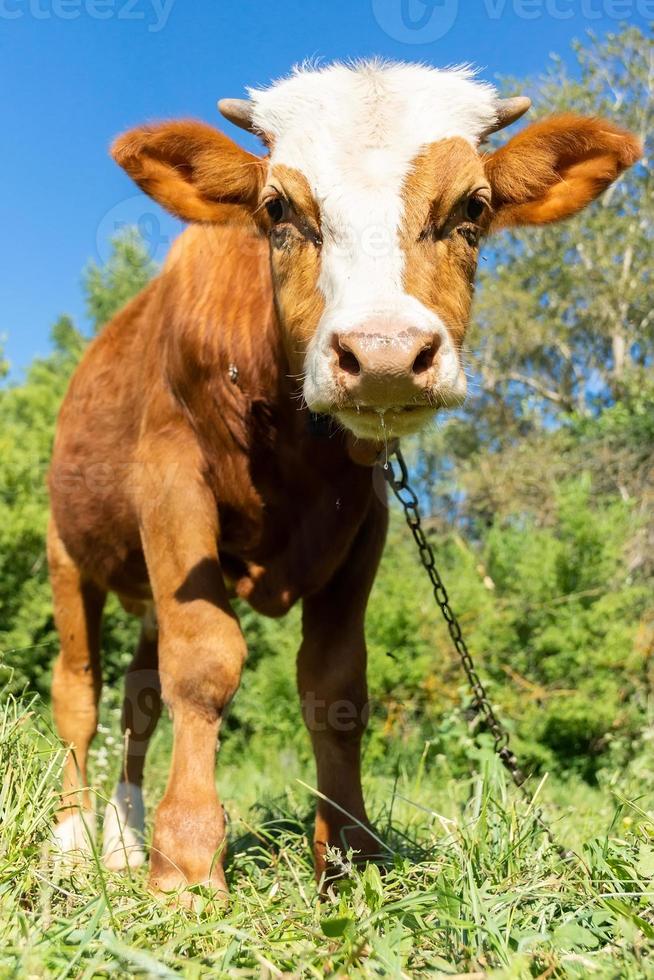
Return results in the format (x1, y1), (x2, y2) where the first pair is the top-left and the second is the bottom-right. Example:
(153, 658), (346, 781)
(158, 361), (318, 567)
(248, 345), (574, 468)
(332, 320), (442, 405)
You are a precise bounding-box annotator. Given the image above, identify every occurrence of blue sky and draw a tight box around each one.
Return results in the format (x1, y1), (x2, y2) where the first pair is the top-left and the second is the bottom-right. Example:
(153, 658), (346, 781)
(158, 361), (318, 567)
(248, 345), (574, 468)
(1, 0), (649, 375)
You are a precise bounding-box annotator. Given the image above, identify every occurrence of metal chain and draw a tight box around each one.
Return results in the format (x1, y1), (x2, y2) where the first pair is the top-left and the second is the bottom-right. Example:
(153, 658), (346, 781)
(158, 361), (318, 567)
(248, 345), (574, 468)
(383, 445), (573, 859)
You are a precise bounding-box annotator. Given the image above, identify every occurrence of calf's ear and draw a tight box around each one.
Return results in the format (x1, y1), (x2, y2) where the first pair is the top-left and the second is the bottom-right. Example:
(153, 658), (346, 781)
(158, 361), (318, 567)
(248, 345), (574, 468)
(484, 114), (641, 229)
(111, 120), (264, 222)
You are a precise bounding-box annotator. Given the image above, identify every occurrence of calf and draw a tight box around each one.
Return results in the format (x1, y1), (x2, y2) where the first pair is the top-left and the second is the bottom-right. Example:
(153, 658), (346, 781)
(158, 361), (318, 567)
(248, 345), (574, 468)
(48, 60), (639, 896)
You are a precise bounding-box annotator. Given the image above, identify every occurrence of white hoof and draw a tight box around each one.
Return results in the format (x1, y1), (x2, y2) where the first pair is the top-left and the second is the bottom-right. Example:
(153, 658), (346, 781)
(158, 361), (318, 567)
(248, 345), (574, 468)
(102, 782), (146, 870)
(52, 809), (97, 863)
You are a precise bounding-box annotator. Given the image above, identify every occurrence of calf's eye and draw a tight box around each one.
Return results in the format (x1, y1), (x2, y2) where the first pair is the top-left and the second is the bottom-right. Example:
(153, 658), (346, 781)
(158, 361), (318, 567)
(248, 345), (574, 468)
(465, 193), (489, 223)
(265, 198), (287, 224)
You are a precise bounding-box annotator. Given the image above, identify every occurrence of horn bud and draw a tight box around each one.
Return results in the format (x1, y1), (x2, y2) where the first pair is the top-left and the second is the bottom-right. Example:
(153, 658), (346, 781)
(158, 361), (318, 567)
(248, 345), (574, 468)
(481, 96), (532, 141)
(218, 98), (256, 133)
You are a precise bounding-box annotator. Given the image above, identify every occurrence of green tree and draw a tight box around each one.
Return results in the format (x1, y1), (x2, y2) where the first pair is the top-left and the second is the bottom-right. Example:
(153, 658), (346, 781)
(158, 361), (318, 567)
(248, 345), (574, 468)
(0, 229), (156, 693)
(406, 26), (654, 778)
(414, 27), (652, 520)
(84, 228), (157, 331)
(474, 26), (652, 434)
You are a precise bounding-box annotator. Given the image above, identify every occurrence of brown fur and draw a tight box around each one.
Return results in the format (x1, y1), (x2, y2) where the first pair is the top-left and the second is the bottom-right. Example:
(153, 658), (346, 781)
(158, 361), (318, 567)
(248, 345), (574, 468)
(48, 109), (640, 897)
(111, 120), (265, 222)
(401, 138), (490, 345)
(483, 114), (642, 228)
(266, 165), (325, 371)
(49, 217), (383, 891)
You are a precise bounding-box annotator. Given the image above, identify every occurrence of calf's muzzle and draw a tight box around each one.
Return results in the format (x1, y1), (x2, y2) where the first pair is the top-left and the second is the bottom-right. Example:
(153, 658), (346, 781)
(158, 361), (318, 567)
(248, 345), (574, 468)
(332, 319), (444, 408)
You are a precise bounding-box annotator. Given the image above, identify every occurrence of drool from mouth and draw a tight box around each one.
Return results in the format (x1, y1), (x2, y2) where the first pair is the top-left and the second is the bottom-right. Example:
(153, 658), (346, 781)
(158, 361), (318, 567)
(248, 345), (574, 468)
(335, 403), (438, 440)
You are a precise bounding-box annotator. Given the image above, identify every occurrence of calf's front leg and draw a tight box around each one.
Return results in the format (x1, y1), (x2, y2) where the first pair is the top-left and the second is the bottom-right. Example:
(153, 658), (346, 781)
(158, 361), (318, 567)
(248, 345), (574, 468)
(298, 496), (388, 880)
(137, 441), (246, 898)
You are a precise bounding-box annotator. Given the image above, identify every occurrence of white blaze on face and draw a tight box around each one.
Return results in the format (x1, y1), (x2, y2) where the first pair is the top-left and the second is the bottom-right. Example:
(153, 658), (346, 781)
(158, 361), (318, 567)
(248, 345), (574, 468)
(248, 61), (499, 415)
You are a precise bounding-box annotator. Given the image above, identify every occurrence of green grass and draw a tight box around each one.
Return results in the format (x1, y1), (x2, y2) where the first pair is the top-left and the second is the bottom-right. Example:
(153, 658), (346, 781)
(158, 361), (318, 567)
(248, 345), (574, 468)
(2, 690), (654, 979)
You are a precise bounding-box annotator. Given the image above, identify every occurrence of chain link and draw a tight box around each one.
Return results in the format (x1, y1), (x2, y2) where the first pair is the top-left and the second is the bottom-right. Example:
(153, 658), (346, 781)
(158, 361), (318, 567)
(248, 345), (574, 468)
(383, 446), (573, 858)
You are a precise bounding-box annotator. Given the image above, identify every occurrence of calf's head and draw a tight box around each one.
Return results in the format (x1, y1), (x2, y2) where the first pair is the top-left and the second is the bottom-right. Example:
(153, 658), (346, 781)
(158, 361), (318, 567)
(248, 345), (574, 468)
(113, 62), (640, 439)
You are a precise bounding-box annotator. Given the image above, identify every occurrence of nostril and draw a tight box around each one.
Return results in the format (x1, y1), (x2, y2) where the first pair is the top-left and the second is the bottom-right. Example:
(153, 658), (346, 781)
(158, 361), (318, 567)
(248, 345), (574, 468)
(412, 336), (442, 375)
(334, 337), (361, 377)
(339, 348), (361, 376)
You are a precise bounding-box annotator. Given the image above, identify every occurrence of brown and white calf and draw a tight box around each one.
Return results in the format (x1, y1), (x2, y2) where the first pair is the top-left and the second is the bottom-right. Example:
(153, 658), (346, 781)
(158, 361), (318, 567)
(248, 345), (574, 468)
(48, 60), (639, 895)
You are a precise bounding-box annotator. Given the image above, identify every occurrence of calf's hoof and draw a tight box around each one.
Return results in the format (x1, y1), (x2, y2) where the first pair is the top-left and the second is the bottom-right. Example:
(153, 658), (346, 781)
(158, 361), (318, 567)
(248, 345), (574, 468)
(51, 808), (97, 866)
(149, 798), (229, 907)
(315, 823), (388, 883)
(149, 859), (229, 910)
